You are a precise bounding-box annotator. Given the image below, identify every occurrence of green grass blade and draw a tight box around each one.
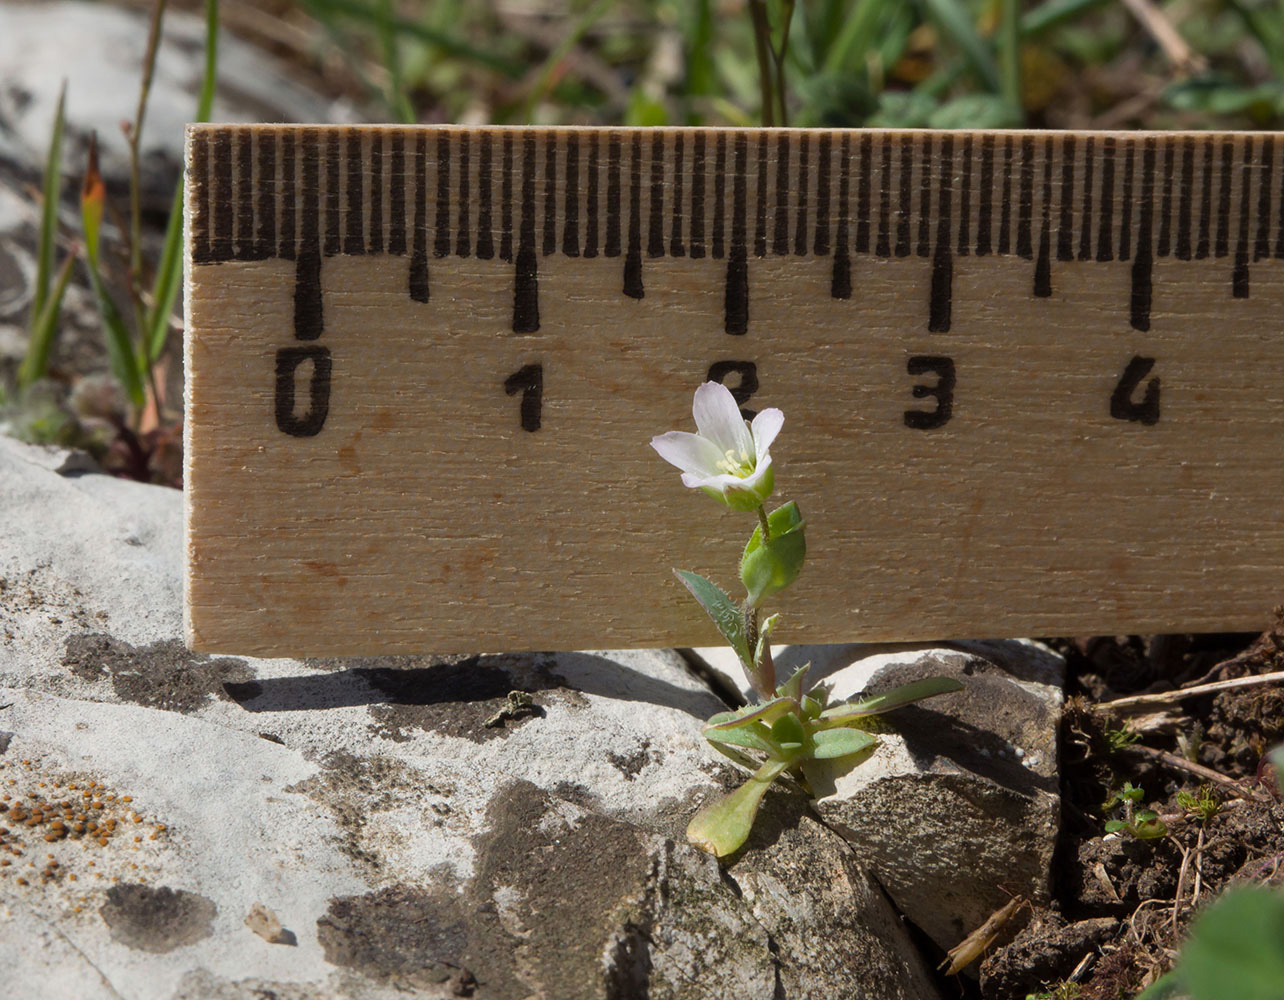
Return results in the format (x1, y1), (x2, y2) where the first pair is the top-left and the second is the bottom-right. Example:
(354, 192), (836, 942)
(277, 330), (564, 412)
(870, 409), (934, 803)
(146, 183), (184, 364)
(197, 0), (218, 120)
(17, 253), (75, 390)
(521, 0), (615, 121)
(300, 0), (523, 77)
(820, 0), (887, 78)
(85, 263), (146, 411)
(997, 0), (1023, 122)
(375, 0), (415, 123)
(922, 0), (1001, 93)
(82, 138), (145, 410)
(32, 81), (67, 328)
(147, 0), (217, 363)
(682, 0), (715, 124)
(1022, 0), (1112, 37)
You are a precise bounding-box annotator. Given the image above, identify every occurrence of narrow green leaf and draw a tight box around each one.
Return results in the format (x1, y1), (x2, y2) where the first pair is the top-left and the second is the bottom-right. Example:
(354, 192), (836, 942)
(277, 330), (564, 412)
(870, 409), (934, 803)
(687, 757), (789, 857)
(811, 727), (880, 760)
(819, 676), (963, 725)
(1022, 0), (1111, 37)
(33, 81), (67, 328)
(705, 695), (794, 731)
(300, 0), (523, 77)
(85, 265), (145, 410)
(674, 569), (752, 669)
(777, 661), (807, 702)
(17, 253), (75, 390)
(921, 0), (1001, 93)
(81, 137), (143, 410)
(146, 0), (218, 363)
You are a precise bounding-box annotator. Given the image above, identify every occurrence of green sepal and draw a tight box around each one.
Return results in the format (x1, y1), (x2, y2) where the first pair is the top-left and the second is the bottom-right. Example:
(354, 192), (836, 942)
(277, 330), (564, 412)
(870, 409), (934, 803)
(740, 501), (806, 606)
(811, 727), (880, 760)
(687, 757), (790, 858)
(818, 676), (964, 727)
(674, 569), (752, 671)
(700, 463), (775, 512)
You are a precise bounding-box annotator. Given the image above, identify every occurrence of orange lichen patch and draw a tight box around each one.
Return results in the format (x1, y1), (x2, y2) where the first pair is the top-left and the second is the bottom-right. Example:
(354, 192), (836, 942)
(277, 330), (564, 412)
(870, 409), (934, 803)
(0, 760), (167, 893)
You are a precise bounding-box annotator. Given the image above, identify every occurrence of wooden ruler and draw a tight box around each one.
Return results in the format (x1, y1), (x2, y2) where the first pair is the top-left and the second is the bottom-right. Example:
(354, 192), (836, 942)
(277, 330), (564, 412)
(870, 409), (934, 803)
(184, 125), (1284, 656)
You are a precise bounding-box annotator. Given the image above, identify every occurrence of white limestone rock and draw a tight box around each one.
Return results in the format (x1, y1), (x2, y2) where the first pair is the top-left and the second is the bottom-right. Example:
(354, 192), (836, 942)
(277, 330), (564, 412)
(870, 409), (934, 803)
(0, 436), (942, 999)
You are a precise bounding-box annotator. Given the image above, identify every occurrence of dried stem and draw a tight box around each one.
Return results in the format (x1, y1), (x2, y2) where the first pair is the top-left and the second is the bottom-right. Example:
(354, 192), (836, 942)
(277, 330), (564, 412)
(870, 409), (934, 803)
(1093, 669), (1284, 714)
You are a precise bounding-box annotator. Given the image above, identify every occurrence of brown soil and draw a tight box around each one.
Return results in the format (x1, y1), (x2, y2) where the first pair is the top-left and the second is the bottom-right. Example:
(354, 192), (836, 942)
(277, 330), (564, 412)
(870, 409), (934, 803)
(975, 614), (1284, 999)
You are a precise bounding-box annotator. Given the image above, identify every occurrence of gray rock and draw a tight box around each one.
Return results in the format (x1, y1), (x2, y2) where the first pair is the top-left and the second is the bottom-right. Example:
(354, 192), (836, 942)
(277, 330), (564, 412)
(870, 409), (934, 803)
(0, 0), (351, 385)
(0, 436), (942, 999)
(787, 642), (1063, 952)
(0, 0), (346, 190)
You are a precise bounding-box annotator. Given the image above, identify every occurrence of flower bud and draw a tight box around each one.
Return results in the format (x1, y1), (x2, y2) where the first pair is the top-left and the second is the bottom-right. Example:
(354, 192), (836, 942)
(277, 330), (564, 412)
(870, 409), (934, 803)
(740, 501), (806, 607)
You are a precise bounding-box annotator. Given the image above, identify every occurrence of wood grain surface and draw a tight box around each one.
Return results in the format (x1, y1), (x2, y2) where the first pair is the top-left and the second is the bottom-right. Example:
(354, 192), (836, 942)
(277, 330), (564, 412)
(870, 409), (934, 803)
(184, 125), (1284, 656)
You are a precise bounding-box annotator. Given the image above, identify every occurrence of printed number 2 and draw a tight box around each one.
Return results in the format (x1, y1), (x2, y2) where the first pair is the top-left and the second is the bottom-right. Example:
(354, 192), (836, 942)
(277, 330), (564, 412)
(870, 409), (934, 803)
(505, 363), (543, 432)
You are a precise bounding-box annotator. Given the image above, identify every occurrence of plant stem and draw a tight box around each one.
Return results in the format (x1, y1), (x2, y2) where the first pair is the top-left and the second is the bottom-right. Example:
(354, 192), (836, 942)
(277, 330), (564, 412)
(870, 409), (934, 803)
(998, 0), (1023, 122)
(748, 0), (775, 127)
(773, 0), (794, 127)
(757, 505), (771, 542)
(129, 0), (169, 424)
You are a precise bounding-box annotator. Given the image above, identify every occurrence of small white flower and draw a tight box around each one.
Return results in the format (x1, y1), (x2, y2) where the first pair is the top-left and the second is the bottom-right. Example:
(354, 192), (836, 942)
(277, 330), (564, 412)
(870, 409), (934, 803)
(651, 381), (783, 511)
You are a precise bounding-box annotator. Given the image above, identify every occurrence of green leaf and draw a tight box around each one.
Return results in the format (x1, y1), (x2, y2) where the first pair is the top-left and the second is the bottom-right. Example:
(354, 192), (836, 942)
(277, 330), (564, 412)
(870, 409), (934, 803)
(1104, 819), (1126, 833)
(705, 696), (795, 732)
(819, 676), (963, 726)
(777, 661), (807, 701)
(686, 757), (789, 857)
(921, 0), (1001, 92)
(146, 0), (218, 365)
(770, 712), (805, 750)
(1180, 887), (1284, 1000)
(18, 254), (75, 390)
(811, 727), (880, 760)
(703, 721), (778, 756)
(32, 81), (67, 331)
(674, 569), (752, 670)
(80, 137), (144, 411)
(740, 501), (806, 606)
(754, 613), (780, 679)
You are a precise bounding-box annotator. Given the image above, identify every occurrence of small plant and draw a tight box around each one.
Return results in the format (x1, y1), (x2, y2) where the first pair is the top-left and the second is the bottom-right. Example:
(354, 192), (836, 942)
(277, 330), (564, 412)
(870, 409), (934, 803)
(1102, 782), (1168, 840)
(1106, 722), (1143, 752)
(1027, 983), (1083, 1000)
(5, 0), (218, 485)
(1176, 785), (1221, 825)
(651, 381), (962, 857)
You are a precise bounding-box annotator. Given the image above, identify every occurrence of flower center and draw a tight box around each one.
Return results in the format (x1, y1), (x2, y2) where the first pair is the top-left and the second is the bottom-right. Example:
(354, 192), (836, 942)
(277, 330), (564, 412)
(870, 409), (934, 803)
(714, 447), (754, 477)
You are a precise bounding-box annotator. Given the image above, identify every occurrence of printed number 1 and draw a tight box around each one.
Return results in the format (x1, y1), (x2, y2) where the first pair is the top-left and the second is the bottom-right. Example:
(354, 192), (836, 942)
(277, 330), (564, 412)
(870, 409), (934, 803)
(505, 363), (543, 432)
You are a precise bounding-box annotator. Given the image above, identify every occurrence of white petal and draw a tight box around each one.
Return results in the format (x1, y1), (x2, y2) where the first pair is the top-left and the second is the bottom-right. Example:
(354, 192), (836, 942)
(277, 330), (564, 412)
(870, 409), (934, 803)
(692, 381), (753, 457)
(749, 407), (784, 460)
(738, 454), (772, 489)
(651, 431), (723, 476)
